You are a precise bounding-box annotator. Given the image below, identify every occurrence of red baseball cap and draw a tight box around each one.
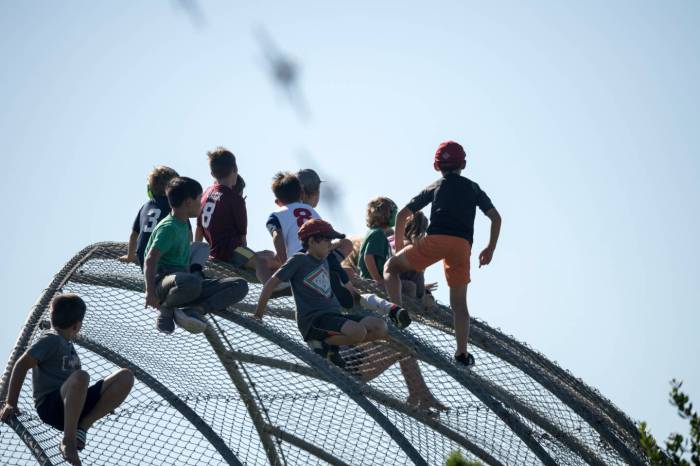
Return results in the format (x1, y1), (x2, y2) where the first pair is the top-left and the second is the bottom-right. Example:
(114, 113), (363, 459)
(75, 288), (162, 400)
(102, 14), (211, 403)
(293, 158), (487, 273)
(298, 219), (346, 241)
(434, 140), (466, 170)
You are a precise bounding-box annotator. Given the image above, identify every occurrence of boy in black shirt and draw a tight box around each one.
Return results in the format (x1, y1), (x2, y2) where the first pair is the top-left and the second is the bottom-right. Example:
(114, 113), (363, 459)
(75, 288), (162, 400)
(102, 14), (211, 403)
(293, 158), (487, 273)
(119, 165), (179, 267)
(384, 141), (502, 368)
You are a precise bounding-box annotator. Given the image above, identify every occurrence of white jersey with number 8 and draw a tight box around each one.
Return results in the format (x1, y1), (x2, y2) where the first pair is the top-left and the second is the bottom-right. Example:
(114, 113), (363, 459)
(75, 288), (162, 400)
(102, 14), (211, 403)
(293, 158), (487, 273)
(266, 202), (321, 256)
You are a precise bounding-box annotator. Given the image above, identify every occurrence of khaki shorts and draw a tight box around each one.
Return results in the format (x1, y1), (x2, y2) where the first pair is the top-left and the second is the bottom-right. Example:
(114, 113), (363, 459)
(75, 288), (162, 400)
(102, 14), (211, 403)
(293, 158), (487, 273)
(403, 235), (471, 286)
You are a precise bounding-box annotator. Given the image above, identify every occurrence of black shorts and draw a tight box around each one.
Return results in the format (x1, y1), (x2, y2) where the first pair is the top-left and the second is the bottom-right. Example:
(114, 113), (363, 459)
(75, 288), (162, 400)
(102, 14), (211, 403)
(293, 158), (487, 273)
(229, 246), (256, 268)
(305, 313), (364, 341)
(35, 380), (104, 431)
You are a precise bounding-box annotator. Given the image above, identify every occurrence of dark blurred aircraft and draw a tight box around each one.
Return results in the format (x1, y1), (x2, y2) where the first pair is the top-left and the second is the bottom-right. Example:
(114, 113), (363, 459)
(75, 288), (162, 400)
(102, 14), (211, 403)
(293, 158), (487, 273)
(255, 26), (309, 121)
(173, 0), (206, 29)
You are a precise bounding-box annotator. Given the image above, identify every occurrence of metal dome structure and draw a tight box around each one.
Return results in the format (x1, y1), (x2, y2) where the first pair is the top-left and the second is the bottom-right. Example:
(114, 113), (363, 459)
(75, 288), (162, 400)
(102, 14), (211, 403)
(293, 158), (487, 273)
(1, 242), (648, 465)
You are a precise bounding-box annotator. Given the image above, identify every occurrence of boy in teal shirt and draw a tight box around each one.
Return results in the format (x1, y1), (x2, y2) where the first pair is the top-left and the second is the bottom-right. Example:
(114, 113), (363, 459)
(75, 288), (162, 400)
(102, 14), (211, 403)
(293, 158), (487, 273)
(358, 196), (397, 284)
(144, 177), (249, 334)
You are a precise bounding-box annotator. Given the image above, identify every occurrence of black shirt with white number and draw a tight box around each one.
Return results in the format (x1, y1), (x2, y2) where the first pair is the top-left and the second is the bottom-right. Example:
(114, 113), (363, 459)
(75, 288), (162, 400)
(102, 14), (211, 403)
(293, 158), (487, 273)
(405, 173), (495, 243)
(132, 196), (172, 267)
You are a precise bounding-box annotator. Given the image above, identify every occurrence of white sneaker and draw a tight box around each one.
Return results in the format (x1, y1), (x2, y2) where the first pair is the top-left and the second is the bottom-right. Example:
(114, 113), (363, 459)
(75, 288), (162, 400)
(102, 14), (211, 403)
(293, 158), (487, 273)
(174, 308), (208, 334)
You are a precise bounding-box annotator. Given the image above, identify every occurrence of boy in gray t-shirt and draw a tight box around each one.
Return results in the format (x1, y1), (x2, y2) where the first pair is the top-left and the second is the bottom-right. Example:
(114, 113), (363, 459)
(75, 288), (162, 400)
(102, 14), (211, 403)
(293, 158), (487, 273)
(255, 219), (389, 366)
(1, 294), (134, 466)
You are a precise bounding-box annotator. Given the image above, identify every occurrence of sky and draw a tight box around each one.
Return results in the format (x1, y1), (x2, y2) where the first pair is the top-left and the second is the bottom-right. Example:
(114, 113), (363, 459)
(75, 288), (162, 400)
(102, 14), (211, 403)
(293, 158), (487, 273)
(1, 0), (698, 449)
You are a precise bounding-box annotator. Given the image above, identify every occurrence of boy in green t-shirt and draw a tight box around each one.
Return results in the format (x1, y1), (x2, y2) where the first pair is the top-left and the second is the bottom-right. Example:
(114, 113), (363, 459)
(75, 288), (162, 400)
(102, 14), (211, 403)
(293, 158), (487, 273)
(144, 177), (249, 334)
(358, 197), (397, 285)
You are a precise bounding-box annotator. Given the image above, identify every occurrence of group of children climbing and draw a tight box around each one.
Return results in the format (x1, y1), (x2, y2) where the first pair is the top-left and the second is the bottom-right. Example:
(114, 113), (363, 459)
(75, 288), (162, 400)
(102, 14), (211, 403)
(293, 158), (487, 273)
(1, 140), (501, 466)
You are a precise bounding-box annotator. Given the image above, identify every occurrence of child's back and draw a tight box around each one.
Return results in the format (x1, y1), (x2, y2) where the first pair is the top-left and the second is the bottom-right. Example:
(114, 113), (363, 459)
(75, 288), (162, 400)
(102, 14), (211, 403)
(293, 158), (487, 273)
(199, 183), (247, 261)
(134, 195), (172, 267)
(123, 165), (178, 267)
(407, 172), (493, 243)
(197, 148), (248, 262)
(267, 200), (321, 256)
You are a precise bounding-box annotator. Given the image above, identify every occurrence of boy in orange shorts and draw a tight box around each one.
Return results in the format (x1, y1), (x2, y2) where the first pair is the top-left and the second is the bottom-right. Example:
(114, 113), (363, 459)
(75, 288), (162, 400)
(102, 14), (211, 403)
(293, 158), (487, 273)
(384, 141), (502, 368)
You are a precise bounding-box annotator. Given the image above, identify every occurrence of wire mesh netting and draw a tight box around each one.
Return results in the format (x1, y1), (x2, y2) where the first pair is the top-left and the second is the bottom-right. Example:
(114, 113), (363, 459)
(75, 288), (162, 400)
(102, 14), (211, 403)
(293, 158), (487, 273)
(1, 242), (648, 465)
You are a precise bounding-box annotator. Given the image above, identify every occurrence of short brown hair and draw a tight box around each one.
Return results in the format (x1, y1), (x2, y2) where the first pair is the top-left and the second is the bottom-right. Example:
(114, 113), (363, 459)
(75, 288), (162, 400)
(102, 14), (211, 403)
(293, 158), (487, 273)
(208, 147), (237, 180)
(365, 197), (397, 228)
(50, 294), (86, 329)
(148, 166), (179, 197)
(271, 172), (301, 204)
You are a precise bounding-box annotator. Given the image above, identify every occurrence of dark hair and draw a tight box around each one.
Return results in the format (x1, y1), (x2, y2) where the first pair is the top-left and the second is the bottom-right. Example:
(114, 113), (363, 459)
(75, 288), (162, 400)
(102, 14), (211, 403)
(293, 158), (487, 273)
(235, 175), (246, 196)
(439, 161), (466, 175)
(271, 172), (301, 204)
(50, 294), (86, 329)
(405, 211), (428, 244)
(166, 177), (203, 208)
(148, 166), (179, 197)
(208, 147), (237, 180)
(301, 234), (326, 250)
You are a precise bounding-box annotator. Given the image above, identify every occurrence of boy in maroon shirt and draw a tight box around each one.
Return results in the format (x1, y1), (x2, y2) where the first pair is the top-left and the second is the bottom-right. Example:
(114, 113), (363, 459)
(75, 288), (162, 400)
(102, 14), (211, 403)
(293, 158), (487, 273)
(195, 147), (249, 264)
(195, 147), (272, 280)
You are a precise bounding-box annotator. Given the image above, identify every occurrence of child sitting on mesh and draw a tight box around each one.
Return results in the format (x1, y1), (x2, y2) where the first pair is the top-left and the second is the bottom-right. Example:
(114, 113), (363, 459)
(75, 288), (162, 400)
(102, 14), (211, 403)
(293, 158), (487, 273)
(119, 165), (179, 267)
(194, 147), (272, 280)
(144, 177), (249, 335)
(1, 294), (134, 466)
(254, 219), (388, 366)
(357, 197), (411, 328)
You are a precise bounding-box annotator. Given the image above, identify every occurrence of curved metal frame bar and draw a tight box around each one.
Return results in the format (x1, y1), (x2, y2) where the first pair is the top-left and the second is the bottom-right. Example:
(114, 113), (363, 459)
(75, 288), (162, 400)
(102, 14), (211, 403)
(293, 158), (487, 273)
(225, 349), (503, 466)
(215, 311), (430, 466)
(75, 336), (243, 466)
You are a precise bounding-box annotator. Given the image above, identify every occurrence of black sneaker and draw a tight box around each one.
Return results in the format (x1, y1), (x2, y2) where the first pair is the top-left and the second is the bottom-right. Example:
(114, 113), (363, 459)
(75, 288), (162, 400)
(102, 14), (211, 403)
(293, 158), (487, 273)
(156, 313), (175, 335)
(389, 305), (412, 329)
(454, 353), (475, 369)
(308, 340), (345, 369)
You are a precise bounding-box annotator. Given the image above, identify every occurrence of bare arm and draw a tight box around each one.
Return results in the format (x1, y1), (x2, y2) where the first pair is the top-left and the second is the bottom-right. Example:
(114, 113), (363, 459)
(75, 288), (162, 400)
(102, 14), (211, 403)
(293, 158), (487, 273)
(479, 208), (502, 268)
(363, 254), (384, 284)
(1, 353), (37, 420)
(194, 225), (204, 242)
(143, 248), (162, 308)
(271, 230), (287, 263)
(393, 207), (413, 252)
(118, 231), (139, 263)
(254, 276), (282, 319)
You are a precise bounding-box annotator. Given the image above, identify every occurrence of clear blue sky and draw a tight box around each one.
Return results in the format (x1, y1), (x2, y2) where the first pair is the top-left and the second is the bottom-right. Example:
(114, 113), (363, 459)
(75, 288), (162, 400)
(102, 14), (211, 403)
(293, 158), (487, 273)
(1, 0), (698, 444)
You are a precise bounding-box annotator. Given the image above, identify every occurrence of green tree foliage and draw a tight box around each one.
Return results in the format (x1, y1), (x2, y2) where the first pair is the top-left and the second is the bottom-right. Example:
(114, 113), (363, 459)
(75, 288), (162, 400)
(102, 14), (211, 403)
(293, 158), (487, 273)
(639, 379), (699, 466)
(445, 450), (483, 466)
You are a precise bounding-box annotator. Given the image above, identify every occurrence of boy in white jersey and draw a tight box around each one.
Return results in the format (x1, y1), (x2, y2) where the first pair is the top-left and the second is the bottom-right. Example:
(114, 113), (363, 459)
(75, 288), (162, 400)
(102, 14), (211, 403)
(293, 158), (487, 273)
(266, 171), (321, 259)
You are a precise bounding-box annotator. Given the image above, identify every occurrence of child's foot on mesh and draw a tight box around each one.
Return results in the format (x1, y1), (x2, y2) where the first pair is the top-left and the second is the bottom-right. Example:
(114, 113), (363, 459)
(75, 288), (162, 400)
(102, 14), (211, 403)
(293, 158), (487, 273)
(389, 305), (412, 329)
(454, 352), (475, 369)
(174, 308), (208, 334)
(156, 308), (175, 334)
(76, 428), (87, 451)
(407, 394), (449, 414)
(60, 440), (82, 466)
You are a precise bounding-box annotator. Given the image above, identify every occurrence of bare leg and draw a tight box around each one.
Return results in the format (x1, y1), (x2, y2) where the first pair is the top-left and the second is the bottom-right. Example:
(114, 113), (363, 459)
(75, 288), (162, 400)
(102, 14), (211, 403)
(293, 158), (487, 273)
(401, 359), (447, 411)
(255, 251), (279, 284)
(359, 316), (388, 342)
(325, 320), (367, 346)
(351, 344), (404, 382)
(78, 369), (134, 431)
(60, 370), (90, 465)
(383, 253), (414, 306)
(450, 284), (469, 357)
